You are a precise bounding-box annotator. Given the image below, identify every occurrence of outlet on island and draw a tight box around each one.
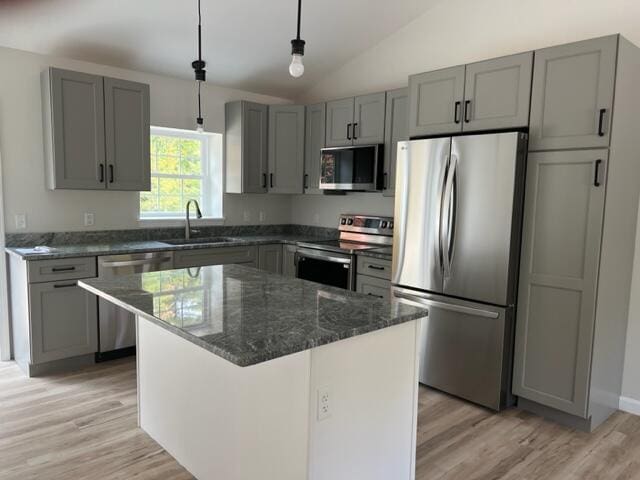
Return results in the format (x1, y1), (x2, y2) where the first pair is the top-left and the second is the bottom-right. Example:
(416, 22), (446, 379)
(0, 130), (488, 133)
(317, 386), (331, 421)
(84, 213), (95, 226)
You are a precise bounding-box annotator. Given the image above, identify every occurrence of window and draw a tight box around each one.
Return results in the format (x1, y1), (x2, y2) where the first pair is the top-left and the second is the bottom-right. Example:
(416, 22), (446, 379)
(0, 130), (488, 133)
(140, 127), (223, 220)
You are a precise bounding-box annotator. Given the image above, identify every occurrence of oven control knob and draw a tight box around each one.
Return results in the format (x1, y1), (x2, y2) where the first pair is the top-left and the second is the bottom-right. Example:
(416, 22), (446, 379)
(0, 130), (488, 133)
(347, 218), (354, 225)
(389, 221), (394, 229)
(340, 218), (347, 225)
(381, 221), (388, 228)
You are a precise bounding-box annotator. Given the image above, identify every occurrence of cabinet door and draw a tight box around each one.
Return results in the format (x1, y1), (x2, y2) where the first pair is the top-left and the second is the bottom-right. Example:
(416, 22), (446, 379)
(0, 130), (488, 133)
(268, 105), (305, 194)
(242, 102), (269, 193)
(356, 275), (390, 301)
(104, 77), (151, 191)
(326, 97), (355, 147)
(282, 245), (297, 277)
(408, 65), (465, 137)
(48, 68), (106, 190)
(353, 92), (386, 145)
(258, 244), (283, 274)
(513, 150), (607, 418)
(304, 103), (326, 194)
(463, 52), (533, 132)
(29, 281), (98, 364)
(383, 88), (408, 196)
(529, 36), (617, 151)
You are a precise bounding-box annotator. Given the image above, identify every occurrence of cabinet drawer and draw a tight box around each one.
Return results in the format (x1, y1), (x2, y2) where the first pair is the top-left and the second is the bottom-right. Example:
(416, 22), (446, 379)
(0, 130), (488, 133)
(356, 255), (392, 280)
(28, 257), (96, 283)
(356, 275), (390, 301)
(173, 246), (258, 268)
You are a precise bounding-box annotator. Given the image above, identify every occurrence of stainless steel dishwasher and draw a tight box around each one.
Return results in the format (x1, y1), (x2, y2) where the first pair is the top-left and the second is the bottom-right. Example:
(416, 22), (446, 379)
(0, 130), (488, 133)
(96, 251), (174, 360)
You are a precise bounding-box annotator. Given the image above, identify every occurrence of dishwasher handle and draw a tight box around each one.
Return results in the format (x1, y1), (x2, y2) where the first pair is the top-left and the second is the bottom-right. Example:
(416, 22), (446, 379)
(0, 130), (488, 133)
(100, 257), (172, 269)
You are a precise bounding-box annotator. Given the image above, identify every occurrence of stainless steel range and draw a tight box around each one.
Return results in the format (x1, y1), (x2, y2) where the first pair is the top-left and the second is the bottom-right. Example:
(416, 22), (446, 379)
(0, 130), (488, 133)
(295, 214), (393, 290)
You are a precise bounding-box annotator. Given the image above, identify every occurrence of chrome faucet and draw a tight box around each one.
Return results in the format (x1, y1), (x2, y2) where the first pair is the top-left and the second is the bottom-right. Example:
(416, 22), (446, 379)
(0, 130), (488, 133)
(185, 199), (203, 240)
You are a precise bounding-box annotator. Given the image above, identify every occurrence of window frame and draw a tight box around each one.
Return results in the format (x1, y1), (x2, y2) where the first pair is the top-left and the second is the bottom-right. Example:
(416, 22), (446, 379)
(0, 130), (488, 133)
(139, 126), (224, 224)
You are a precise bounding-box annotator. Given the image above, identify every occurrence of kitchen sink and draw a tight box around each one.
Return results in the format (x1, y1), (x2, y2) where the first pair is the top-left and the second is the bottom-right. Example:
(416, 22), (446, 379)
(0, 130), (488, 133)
(162, 237), (238, 246)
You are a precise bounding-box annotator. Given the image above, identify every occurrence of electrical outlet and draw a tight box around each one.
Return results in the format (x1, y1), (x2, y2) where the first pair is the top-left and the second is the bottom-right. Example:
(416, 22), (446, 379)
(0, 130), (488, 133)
(313, 213), (320, 225)
(243, 211), (251, 222)
(259, 211), (266, 222)
(317, 386), (331, 421)
(84, 213), (95, 227)
(15, 214), (26, 230)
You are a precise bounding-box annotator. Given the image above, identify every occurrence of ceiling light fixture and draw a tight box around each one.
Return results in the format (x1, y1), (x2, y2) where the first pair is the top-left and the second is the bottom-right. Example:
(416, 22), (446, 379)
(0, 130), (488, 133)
(289, 0), (305, 78)
(192, 0), (206, 133)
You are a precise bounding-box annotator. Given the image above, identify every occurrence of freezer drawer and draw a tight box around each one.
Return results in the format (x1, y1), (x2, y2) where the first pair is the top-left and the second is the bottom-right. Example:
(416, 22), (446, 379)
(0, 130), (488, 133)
(392, 287), (514, 410)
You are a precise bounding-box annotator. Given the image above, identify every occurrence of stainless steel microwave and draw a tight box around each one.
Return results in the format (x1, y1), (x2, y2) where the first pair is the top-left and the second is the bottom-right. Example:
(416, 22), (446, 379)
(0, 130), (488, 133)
(319, 145), (383, 191)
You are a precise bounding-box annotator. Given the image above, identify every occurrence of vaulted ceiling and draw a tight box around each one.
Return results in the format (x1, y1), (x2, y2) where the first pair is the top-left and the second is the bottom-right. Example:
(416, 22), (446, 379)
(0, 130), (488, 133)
(0, 0), (442, 98)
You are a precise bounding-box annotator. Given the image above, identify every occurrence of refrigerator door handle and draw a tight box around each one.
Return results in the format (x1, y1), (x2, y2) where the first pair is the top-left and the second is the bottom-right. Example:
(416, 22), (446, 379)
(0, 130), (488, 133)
(446, 155), (459, 274)
(441, 154), (457, 277)
(438, 155), (451, 273)
(393, 290), (499, 319)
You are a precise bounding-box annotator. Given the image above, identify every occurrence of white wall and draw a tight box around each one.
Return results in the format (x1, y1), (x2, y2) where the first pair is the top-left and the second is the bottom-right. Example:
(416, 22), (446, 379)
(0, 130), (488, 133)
(296, 0), (640, 406)
(290, 193), (393, 228)
(0, 46), (292, 233)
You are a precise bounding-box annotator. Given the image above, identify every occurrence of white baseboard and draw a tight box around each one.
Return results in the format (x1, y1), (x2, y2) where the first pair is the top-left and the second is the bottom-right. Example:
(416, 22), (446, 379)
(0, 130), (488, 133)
(619, 396), (640, 416)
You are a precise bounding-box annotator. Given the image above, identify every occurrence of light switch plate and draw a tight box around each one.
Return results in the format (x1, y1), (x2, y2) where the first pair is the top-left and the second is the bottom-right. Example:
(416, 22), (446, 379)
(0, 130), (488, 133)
(243, 211), (251, 222)
(15, 214), (26, 230)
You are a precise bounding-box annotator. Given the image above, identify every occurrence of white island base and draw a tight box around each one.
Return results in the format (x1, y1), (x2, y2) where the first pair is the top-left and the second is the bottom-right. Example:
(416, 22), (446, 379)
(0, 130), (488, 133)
(136, 316), (421, 480)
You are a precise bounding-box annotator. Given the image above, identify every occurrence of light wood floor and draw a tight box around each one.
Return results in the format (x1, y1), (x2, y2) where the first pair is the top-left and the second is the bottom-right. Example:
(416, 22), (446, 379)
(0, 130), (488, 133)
(1, 358), (639, 480)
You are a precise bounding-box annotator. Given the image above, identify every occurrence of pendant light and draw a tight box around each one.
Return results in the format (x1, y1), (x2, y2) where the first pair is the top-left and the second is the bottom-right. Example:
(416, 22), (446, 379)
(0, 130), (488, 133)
(289, 0), (305, 78)
(192, 0), (206, 132)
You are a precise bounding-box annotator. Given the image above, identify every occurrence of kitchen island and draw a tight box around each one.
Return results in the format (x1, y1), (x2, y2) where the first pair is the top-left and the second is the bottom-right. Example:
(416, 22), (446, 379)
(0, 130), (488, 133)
(79, 264), (427, 480)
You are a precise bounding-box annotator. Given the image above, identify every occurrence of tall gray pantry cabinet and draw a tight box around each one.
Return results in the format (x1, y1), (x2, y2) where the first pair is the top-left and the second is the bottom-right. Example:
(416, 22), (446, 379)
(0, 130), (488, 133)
(42, 67), (150, 191)
(512, 35), (640, 431)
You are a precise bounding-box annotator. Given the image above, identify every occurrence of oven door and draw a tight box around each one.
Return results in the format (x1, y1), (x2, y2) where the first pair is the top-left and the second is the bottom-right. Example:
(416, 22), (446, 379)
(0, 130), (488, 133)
(295, 248), (355, 290)
(320, 145), (382, 191)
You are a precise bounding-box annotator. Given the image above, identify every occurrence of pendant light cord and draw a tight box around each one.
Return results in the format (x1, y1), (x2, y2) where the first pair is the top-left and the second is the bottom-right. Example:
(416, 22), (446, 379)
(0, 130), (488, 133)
(296, 0), (302, 40)
(198, 0), (202, 62)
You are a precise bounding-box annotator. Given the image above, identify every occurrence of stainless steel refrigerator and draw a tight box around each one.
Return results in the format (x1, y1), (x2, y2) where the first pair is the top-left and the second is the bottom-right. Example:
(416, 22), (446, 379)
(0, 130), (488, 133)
(391, 132), (527, 410)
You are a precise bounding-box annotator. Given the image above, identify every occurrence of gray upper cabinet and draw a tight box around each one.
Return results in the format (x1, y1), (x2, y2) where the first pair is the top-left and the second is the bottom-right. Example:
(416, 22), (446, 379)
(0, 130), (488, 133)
(304, 103), (325, 194)
(43, 68), (106, 190)
(29, 281), (98, 364)
(104, 77), (151, 191)
(513, 149), (608, 418)
(409, 65), (465, 137)
(325, 97), (355, 147)
(225, 101), (268, 193)
(463, 52), (533, 132)
(529, 35), (617, 151)
(383, 88), (408, 196)
(353, 92), (386, 145)
(43, 68), (150, 191)
(268, 105), (305, 194)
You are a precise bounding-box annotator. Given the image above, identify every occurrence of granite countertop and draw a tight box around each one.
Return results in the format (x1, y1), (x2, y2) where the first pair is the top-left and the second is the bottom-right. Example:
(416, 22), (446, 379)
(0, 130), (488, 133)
(78, 264), (427, 367)
(5, 234), (328, 261)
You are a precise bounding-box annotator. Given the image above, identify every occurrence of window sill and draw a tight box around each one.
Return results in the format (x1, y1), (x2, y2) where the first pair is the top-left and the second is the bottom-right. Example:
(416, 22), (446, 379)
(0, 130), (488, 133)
(137, 217), (226, 228)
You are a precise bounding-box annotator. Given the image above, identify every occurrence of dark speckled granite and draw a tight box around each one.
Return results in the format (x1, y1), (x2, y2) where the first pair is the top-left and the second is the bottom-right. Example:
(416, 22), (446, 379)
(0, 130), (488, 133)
(6, 225), (339, 261)
(78, 264), (427, 367)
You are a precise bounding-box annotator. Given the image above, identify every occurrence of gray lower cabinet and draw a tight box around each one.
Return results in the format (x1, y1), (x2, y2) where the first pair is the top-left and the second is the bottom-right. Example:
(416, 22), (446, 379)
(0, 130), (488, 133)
(304, 103), (326, 194)
(225, 101), (268, 193)
(353, 92), (386, 145)
(268, 105), (305, 194)
(513, 149), (607, 418)
(356, 274), (390, 301)
(282, 245), (297, 277)
(409, 65), (465, 138)
(103, 77), (151, 191)
(42, 68), (151, 191)
(383, 88), (408, 196)
(29, 281), (98, 364)
(463, 52), (533, 132)
(173, 246), (258, 269)
(529, 35), (617, 151)
(43, 68), (106, 190)
(258, 244), (283, 274)
(325, 97), (355, 147)
(356, 255), (392, 280)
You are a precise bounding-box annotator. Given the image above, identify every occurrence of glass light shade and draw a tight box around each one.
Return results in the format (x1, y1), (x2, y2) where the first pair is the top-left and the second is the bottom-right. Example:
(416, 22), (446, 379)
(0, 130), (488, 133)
(289, 54), (304, 78)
